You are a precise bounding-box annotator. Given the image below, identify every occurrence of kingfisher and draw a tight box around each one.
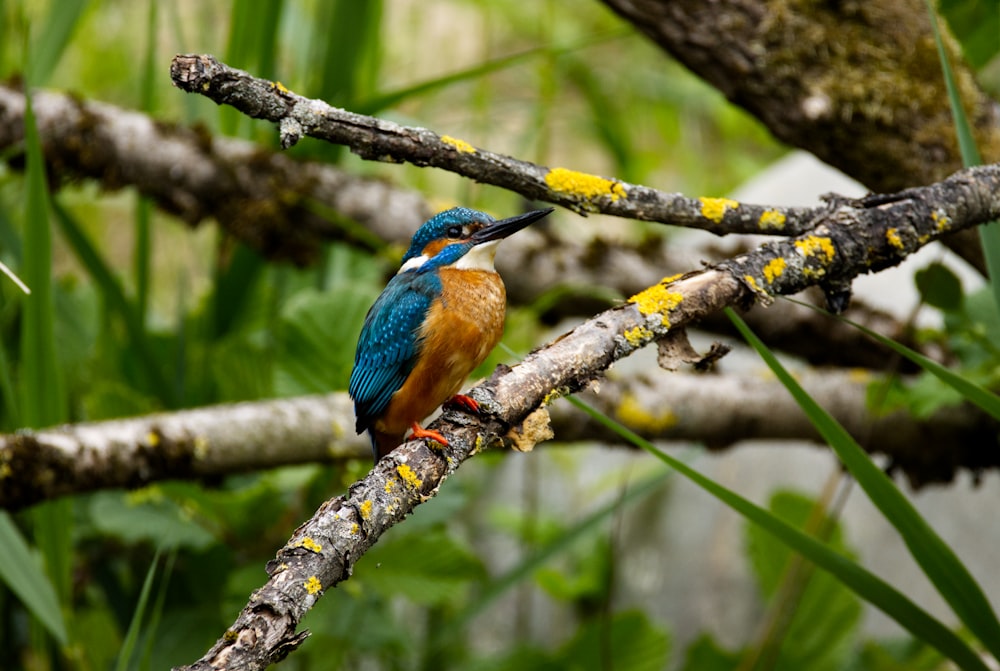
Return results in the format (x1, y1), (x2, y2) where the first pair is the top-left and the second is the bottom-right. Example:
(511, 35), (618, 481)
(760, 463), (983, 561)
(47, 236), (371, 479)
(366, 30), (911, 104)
(349, 206), (554, 462)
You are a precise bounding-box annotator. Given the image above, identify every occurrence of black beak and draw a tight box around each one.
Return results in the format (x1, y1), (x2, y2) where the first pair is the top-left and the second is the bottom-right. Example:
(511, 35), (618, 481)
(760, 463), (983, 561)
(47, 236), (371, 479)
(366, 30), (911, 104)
(471, 208), (554, 244)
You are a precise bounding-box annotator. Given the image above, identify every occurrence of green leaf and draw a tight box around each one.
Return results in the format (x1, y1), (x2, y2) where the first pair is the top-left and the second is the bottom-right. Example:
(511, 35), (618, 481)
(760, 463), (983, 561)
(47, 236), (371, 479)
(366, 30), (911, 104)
(51, 201), (173, 404)
(88, 492), (217, 551)
(745, 491), (862, 671)
(915, 262), (964, 311)
(820, 303), (1000, 422)
(559, 610), (670, 671)
(0, 513), (68, 644)
(571, 393), (990, 671)
(440, 470), (670, 641)
(680, 635), (741, 671)
(356, 529), (485, 606)
(274, 286), (376, 395)
(729, 307), (1000, 663)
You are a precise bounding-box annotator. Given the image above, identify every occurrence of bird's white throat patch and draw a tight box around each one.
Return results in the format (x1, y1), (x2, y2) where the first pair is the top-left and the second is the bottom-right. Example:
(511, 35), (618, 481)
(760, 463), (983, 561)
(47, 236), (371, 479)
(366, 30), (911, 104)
(453, 240), (499, 271)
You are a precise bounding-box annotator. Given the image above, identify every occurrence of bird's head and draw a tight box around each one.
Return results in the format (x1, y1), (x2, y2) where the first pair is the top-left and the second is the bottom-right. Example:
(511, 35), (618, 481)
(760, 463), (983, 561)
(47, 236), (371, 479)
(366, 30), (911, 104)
(399, 207), (553, 274)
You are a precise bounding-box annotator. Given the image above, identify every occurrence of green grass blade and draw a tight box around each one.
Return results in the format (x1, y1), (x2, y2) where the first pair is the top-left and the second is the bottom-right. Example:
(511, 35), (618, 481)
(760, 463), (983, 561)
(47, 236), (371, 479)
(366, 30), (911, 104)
(51, 201), (175, 404)
(437, 468), (670, 641)
(21, 59), (73, 657)
(925, 0), (1000, 317)
(0, 513), (67, 645)
(317, 0), (382, 107)
(356, 32), (625, 115)
(794, 298), (1000, 421)
(134, 0), (158, 326)
(138, 549), (177, 671)
(571, 395), (990, 671)
(20, 84), (63, 429)
(728, 307), (1000, 660)
(27, 0), (89, 85)
(115, 548), (162, 671)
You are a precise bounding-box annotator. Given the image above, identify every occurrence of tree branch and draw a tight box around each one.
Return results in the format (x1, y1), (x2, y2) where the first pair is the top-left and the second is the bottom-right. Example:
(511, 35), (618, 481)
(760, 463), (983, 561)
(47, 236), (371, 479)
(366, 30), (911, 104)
(599, 0), (1000, 273)
(173, 153), (1000, 667)
(0, 395), (368, 511)
(0, 85), (431, 265)
(551, 369), (998, 488)
(169, 54), (830, 238)
(8, 346), (992, 511)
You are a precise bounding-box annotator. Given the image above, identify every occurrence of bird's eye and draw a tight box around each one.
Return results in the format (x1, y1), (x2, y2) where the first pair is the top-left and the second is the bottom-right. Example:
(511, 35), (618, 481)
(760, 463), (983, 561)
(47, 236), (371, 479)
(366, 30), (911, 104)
(446, 226), (463, 238)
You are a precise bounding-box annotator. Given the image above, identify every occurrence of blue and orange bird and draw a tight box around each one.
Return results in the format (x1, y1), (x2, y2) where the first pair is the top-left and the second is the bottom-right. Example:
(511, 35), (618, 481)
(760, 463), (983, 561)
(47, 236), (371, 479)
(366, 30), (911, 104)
(349, 206), (553, 462)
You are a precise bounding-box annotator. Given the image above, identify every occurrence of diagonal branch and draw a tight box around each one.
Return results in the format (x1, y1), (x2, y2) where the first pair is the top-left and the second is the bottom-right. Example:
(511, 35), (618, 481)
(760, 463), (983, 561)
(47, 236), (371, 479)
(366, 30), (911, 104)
(174, 148), (1000, 668)
(169, 54), (825, 238)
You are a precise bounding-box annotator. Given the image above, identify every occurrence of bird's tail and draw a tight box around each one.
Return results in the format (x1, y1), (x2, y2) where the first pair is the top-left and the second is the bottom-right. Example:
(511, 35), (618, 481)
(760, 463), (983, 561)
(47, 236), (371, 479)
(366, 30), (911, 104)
(368, 430), (405, 463)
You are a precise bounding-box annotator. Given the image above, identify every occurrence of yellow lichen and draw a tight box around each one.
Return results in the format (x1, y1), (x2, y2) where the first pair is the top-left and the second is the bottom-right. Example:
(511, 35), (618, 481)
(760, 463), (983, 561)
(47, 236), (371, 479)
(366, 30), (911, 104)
(193, 436), (209, 460)
(932, 210), (951, 232)
(628, 280), (684, 327)
(617, 392), (677, 433)
(441, 135), (476, 153)
(886, 227), (904, 250)
(295, 537), (322, 553)
(763, 257), (787, 283)
(802, 266), (825, 280)
(304, 576), (322, 595)
(359, 500), (373, 519)
(271, 81), (289, 94)
(759, 209), (787, 230)
(542, 387), (567, 406)
(743, 274), (763, 294)
(396, 464), (423, 489)
(545, 167), (627, 202)
(623, 325), (653, 347)
(224, 629), (238, 642)
(699, 197), (739, 223)
(794, 236), (835, 262)
(384, 479), (396, 493)
(848, 368), (871, 383)
(146, 431), (160, 447)
(350, 523), (359, 535)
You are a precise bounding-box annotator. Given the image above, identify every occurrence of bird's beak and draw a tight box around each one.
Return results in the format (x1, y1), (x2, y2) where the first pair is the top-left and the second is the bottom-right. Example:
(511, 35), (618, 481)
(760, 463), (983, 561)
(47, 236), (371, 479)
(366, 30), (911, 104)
(470, 208), (554, 244)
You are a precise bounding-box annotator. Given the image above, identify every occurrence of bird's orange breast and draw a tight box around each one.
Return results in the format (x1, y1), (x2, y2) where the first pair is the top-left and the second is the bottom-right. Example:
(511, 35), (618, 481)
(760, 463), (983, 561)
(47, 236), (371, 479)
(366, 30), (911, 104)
(374, 269), (506, 437)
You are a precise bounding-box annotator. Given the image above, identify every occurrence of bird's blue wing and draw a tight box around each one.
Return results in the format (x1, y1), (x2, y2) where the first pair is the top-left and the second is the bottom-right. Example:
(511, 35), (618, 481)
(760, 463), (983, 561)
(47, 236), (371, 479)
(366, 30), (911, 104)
(349, 271), (440, 433)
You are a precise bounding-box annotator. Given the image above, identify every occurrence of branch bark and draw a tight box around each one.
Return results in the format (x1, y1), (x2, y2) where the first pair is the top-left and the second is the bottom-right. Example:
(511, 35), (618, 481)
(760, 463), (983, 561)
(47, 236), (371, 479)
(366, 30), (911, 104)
(0, 85), (431, 265)
(168, 54), (832, 238)
(599, 0), (1000, 273)
(0, 395), (368, 511)
(167, 141), (1000, 671)
(551, 369), (998, 488)
(7, 352), (992, 511)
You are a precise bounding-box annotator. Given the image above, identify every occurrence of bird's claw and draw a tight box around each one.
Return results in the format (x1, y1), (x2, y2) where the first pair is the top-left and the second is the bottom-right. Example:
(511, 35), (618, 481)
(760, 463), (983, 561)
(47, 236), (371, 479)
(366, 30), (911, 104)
(409, 422), (449, 446)
(445, 394), (480, 413)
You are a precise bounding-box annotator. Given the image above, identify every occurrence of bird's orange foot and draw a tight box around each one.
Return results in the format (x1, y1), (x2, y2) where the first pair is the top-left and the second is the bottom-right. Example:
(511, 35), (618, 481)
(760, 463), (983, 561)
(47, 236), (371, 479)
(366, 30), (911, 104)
(409, 422), (448, 446)
(444, 394), (480, 413)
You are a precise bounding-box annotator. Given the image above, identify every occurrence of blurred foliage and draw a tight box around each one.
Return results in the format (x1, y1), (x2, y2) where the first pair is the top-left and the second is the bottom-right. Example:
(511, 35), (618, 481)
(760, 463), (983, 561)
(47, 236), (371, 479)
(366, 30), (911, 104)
(0, 0), (996, 669)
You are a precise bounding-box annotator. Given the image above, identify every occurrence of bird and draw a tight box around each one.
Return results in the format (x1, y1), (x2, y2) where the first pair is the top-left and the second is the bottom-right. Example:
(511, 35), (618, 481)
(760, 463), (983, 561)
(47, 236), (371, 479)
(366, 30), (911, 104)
(349, 206), (554, 462)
